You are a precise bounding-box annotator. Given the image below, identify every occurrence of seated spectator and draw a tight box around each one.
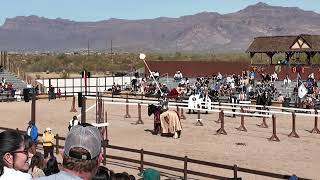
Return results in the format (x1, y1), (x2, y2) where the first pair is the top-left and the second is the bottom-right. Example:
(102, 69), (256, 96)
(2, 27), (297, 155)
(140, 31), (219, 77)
(43, 157), (59, 176)
(1, 77), (6, 84)
(28, 152), (45, 178)
(161, 84), (170, 94)
(154, 71), (160, 80)
(283, 74), (291, 87)
(217, 72), (222, 81)
(271, 72), (278, 82)
(173, 71), (183, 81)
(0, 130), (32, 179)
(92, 166), (111, 180)
(138, 168), (160, 180)
(110, 172), (135, 180)
(35, 124), (102, 180)
(277, 93), (284, 103)
(124, 82), (131, 91)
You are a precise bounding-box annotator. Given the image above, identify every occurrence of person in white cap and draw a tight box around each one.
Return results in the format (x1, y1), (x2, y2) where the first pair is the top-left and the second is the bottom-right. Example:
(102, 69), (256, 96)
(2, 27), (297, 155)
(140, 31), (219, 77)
(35, 123), (102, 180)
(42, 128), (54, 159)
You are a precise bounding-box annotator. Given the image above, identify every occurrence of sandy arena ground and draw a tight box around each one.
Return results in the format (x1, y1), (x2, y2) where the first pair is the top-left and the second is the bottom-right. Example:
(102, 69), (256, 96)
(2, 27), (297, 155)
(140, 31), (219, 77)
(0, 98), (319, 179)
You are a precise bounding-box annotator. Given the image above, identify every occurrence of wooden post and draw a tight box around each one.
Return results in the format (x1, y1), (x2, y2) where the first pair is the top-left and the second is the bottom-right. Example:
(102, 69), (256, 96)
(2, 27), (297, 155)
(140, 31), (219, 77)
(216, 111), (227, 135)
(233, 165), (238, 180)
(136, 103), (144, 124)
(55, 134), (59, 154)
(288, 112), (299, 138)
(310, 109), (320, 134)
(140, 149), (144, 174)
(237, 107), (247, 132)
(183, 156), (188, 180)
(31, 94), (36, 125)
(102, 140), (107, 165)
(124, 93), (131, 118)
(215, 102), (222, 123)
(70, 96), (77, 112)
(258, 106), (268, 128)
(81, 97), (86, 123)
(268, 115), (280, 142)
(72, 78), (75, 97)
(105, 111), (109, 145)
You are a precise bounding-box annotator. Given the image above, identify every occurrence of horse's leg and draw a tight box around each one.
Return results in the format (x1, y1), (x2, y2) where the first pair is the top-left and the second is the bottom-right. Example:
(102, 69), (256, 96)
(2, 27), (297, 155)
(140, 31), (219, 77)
(177, 130), (181, 138)
(173, 131), (178, 139)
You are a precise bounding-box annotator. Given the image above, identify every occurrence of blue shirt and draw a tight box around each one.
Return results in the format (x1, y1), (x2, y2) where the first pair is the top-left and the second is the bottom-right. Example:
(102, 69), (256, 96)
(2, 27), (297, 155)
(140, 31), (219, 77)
(26, 125), (38, 142)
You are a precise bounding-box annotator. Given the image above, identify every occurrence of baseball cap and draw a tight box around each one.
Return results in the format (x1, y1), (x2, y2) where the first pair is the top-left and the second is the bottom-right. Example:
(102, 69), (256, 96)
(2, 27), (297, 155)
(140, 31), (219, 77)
(64, 124), (102, 160)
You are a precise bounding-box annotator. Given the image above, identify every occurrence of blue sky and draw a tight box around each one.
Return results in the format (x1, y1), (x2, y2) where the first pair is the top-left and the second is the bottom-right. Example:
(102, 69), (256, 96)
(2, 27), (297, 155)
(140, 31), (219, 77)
(0, 0), (319, 25)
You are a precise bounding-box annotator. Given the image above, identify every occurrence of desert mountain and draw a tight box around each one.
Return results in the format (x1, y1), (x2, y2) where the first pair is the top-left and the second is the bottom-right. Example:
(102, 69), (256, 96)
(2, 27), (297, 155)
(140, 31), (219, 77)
(1, 2), (320, 52)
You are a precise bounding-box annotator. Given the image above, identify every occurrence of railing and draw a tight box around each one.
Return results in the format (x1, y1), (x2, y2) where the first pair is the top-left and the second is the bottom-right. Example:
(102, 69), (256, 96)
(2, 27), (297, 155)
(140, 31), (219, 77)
(0, 126), (311, 180)
(35, 76), (135, 95)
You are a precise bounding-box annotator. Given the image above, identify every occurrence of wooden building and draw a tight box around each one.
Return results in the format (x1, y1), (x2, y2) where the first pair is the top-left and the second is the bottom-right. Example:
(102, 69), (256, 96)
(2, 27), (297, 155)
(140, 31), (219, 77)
(246, 34), (320, 65)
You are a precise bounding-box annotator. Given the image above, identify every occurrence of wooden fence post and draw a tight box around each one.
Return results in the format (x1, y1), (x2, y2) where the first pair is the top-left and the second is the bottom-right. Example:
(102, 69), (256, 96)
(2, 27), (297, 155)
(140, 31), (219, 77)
(55, 134), (59, 154)
(288, 112), (299, 138)
(70, 96), (77, 112)
(258, 106), (268, 128)
(310, 109), (320, 134)
(105, 111), (109, 145)
(237, 107), (247, 132)
(216, 110), (227, 135)
(233, 164), (238, 179)
(136, 103), (144, 124)
(184, 156), (188, 180)
(31, 94), (36, 125)
(124, 93), (131, 118)
(81, 97), (86, 123)
(268, 115), (280, 142)
(215, 102), (222, 123)
(140, 149), (144, 174)
(102, 140), (107, 165)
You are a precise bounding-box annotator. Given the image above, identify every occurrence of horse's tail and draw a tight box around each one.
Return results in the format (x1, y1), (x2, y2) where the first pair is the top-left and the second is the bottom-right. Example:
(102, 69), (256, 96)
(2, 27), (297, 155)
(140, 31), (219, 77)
(173, 110), (182, 129)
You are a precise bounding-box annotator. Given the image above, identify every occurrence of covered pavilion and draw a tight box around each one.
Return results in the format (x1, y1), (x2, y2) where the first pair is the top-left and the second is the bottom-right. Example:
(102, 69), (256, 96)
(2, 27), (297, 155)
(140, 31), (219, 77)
(246, 34), (320, 65)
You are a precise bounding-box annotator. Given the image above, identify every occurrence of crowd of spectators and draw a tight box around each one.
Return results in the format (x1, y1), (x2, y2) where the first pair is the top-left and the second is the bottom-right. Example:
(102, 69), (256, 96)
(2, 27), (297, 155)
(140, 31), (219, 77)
(0, 77), (16, 98)
(105, 68), (320, 110)
(0, 122), (142, 180)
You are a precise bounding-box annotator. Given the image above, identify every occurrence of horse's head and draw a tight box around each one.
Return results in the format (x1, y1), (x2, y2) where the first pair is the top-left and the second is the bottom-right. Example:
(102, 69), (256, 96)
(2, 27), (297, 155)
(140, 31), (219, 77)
(148, 104), (157, 116)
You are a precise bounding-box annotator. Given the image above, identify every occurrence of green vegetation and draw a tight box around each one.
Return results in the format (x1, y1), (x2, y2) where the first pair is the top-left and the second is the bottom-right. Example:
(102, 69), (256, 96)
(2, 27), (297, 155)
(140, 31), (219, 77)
(8, 52), (320, 76)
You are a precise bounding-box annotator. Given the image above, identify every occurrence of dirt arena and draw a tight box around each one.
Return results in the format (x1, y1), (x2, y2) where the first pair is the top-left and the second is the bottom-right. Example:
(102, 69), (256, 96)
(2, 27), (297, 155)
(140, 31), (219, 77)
(0, 98), (319, 179)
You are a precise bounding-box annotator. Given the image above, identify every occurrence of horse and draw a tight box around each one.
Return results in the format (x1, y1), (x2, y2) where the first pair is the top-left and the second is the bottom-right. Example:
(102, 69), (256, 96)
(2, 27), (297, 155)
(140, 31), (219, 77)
(148, 104), (182, 138)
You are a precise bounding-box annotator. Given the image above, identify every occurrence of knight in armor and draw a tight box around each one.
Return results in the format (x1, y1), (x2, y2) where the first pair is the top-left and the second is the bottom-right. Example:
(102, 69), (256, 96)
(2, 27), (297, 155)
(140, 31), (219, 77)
(159, 97), (169, 113)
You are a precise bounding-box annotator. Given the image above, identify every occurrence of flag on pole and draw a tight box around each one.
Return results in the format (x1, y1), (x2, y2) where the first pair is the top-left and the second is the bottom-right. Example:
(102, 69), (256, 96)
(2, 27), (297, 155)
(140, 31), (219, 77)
(298, 83), (308, 98)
